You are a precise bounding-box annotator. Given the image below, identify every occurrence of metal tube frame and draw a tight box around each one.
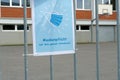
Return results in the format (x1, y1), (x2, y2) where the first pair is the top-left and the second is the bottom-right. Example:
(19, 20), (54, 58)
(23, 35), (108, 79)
(116, 0), (120, 80)
(50, 55), (54, 80)
(95, 0), (100, 80)
(73, 0), (78, 80)
(23, 0), (28, 80)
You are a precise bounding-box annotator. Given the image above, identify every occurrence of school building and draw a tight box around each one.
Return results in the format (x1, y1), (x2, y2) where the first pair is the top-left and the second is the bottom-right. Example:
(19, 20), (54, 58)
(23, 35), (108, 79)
(0, 0), (117, 45)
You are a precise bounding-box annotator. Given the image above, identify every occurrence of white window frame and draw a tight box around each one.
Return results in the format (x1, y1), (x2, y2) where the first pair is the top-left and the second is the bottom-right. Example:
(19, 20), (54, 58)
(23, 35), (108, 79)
(101, 0), (111, 4)
(76, 25), (81, 31)
(76, 25), (90, 31)
(1, 0), (10, 7)
(2, 24), (30, 32)
(11, 0), (21, 7)
(76, 0), (91, 10)
(1, 0), (30, 7)
(2, 24), (15, 32)
(16, 24), (30, 32)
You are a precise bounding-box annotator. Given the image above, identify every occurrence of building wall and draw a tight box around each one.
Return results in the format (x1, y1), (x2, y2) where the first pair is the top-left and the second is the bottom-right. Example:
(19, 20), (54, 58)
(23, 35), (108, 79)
(1, 7), (31, 18)
(0, 7), (32, 45)
(0, 3), (118, 45)
(92, 25), (116, 42)
(0, 18), (32, 45)
(75, 10), (92, 43)
(76, 31), (91, 43)
(99, 26), (115, 42)
(76, 10), (92, 19)
(0, 24), (33, 45)
(76, 9), (116, 43)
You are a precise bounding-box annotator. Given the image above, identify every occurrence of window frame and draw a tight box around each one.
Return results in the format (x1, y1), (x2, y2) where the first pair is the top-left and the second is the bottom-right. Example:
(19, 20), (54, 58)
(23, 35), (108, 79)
(102, 0), (111, 4)
(76, 0), (91, 10)
(101, 0), (116, 10)
(1, 0), (10, 6)
(2, 24), (15, 32)
(76, 25), (90, 31)
(17, 24), (30, 31)
(2, 24), (30, 32)
(1, 0), (30, 7)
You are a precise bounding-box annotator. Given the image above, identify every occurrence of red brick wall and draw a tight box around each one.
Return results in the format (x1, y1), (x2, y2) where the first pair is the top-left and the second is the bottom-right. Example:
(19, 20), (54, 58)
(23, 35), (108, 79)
(1, 7), (31, 18)
(76, 10), (116, 20)
(1, 7), (116, 20)
(76, 10), (92, 20)
(99, 12), (116, 20)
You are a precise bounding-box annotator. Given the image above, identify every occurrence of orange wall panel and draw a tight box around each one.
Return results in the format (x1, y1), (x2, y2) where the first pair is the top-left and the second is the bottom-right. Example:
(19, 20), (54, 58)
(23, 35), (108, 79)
(76, 10), (92, 20)
(1, 7), (31, 18)
(99, 12), (116, 20)
(1, 7), (116, 20)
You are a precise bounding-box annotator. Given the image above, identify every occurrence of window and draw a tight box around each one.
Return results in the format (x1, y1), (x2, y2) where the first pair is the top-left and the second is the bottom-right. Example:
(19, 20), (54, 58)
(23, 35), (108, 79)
(81, 25), (90, 30)
(22, 0), (30, 7)
(1, 0), (30, 7)
(2, 24), (30, 32)
(98, 0), (102, 4)
(76, 25), (90, 31)
(17, 25), (29, 30)
(77, 0), (82, 9)
(84, 0), (91, 9)
(111, 0), (116, 10)
(76, 0), (91, 9)
(76, 25), (80, 30)
(98, 0), (116, 10)
(12, 0), (20, 6)
(104, 0), (110, 4)
(1, 0), (10, 6)
(3, 25), (15, 30)
(26, 0), (30, 7)
(98, 0), (111, 4)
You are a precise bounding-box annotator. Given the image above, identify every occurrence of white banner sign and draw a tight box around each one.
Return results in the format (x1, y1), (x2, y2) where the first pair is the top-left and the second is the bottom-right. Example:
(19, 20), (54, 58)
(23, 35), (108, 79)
(31, 0), (75, 56)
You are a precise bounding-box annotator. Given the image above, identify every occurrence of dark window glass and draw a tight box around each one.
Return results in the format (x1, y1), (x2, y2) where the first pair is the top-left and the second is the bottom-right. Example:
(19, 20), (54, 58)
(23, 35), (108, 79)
(12, 0), (19, 6)
(1, 0), (10, 6)
(98, 0), (102, 4)
(17, 25), (24, 30)
(26, 0), (30, 7)
(111, 0), (116, 10)
(104, 0), (109, 4)
(3, 25), (15, 30)
(77, 0), (82, 9)
(76, 25), (80, 30)
(22, 0), (30, 7)
(84, 0), (91, 9)
(81, 25), (90, 30)
(17, 25), (29, 30)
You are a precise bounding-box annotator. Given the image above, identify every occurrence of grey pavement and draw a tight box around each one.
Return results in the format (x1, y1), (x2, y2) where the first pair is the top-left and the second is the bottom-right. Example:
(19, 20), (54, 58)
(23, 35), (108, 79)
(0, 42), (118, 80)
